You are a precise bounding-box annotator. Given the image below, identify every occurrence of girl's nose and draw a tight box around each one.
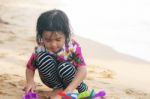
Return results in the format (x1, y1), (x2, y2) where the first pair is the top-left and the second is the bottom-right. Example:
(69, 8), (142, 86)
(51, 41), (57, 47)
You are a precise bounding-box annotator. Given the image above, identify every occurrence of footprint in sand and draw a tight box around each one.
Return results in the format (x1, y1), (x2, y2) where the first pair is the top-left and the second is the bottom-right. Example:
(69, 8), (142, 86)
(87, 66), (115, 79)
(0, 18), (9, 25)
(99, 69), (114, 79)
(6, 35), (17, 42)
(0, 53), (7, 58)
(0, 32), (16, 43)
(0, 74), (11, 81)
(0, 74), (51, 99)
(0, 40), (4, 44)
(125, 88), (150, 99)
(0, 74), (25, 98)
(125, 88), (147, 96)
(0, 91), (10, 96)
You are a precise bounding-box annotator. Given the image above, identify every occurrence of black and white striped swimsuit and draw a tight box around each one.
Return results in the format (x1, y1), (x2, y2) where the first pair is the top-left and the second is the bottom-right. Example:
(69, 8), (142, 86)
(27, 40), (88, 93)
(36, 52), (88, 93)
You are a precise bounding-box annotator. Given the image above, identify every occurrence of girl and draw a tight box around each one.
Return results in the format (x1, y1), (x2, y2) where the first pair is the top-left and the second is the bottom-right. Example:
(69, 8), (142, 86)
(24, 9), (88, 99)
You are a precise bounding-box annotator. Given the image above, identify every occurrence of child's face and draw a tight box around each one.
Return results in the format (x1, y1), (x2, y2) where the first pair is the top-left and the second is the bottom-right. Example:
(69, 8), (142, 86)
(42, 31), (66, 53)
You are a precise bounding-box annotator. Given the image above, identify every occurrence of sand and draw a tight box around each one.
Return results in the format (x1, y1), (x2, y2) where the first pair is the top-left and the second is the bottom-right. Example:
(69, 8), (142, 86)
(0, 0), (150, 99)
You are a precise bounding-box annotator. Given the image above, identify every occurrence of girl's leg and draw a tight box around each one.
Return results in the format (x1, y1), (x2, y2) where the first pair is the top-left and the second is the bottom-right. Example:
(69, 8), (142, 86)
(76, 82), (88, 93)
(57, 62), (88, 93)
(36, 52), (64, 89)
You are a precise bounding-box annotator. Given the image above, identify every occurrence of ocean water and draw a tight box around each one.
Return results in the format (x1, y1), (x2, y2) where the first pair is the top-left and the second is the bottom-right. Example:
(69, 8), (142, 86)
(39, 0), (150, 62)
(59, 0), (150, 62)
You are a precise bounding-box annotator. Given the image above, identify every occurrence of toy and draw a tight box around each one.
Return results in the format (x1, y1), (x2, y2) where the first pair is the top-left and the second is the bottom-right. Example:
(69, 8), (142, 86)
(77, 91), (91, 99)
(93, 90), (106, 98)
(22, 92), (38, 99)
(59, 90), (106, 99)
(58, 91), (71, 99)
(77, 90), (106, 99)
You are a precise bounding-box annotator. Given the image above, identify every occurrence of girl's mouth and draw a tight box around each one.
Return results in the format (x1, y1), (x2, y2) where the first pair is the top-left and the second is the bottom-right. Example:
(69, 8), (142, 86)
(50, 48), (58, 52)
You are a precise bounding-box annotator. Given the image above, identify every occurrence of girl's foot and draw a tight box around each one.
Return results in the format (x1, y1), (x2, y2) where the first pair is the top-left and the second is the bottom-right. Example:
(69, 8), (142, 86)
(48, 88), (63, 97)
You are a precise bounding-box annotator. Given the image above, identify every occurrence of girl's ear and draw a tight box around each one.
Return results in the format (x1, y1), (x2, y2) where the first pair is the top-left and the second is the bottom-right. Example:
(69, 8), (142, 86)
(39, 38), (44, 46)
(36, 34), (42, 45)
(37, 37), (44, 46)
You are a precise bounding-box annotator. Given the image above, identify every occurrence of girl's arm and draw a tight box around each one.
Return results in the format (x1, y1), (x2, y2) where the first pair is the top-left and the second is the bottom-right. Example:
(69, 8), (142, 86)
(63, 40), (87, 93)
(25, 53), (37, 85)
(64, 66), (87, 93)
(26, 68), (35, 84)
(24, 68), (36, 93)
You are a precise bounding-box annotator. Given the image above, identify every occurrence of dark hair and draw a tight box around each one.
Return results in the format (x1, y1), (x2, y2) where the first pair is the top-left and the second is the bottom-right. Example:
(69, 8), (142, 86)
(36, 9), (71, 45)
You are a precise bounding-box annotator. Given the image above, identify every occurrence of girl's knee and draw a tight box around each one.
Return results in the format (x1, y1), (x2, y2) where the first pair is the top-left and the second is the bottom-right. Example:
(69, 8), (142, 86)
(57, 62), (76, 77)
(57, 62), (76, 72)
(57, 62), (75, 69)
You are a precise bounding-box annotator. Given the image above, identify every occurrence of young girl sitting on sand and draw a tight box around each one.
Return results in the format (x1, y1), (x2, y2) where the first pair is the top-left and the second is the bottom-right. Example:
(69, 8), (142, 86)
(24, 9), (88, 99)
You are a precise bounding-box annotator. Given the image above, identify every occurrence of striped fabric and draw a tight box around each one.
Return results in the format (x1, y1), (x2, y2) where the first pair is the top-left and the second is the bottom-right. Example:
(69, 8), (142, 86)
(36, 52), (88, 93)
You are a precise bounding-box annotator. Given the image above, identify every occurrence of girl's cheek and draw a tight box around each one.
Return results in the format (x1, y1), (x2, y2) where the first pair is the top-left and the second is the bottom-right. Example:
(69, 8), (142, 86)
(45, 43), (50, 47)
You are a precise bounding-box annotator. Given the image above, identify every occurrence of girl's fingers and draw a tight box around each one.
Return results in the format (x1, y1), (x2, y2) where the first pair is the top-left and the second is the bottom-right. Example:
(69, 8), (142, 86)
(23, 84), (36, 94)
(31, 88), (35, 92)
(22, 87), (27, 92)
(22, 87), (25, 91)
(31, 85), (36, 92)
(25, 87), (31, 93)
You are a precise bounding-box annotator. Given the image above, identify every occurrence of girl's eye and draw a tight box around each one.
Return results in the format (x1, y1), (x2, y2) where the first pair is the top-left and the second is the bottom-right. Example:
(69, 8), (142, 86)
(56, 39), (61, 41)
(45, 39), (51, 42)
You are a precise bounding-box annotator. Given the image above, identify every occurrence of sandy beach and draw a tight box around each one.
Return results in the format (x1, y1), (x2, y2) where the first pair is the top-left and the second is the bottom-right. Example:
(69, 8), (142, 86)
(0, 0), (150, 99)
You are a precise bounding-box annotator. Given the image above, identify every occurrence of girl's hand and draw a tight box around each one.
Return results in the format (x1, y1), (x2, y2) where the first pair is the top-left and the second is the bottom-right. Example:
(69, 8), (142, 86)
(23, 82), (36, 93)
(48, 88), (63, 99)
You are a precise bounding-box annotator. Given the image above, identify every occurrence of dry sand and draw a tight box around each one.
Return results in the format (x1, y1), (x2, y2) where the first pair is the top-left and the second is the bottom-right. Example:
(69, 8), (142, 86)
(0, 0), (150, 99)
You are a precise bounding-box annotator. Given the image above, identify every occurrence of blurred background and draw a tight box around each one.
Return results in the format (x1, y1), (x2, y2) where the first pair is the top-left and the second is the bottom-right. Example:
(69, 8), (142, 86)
(56, 0), (150, 62)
